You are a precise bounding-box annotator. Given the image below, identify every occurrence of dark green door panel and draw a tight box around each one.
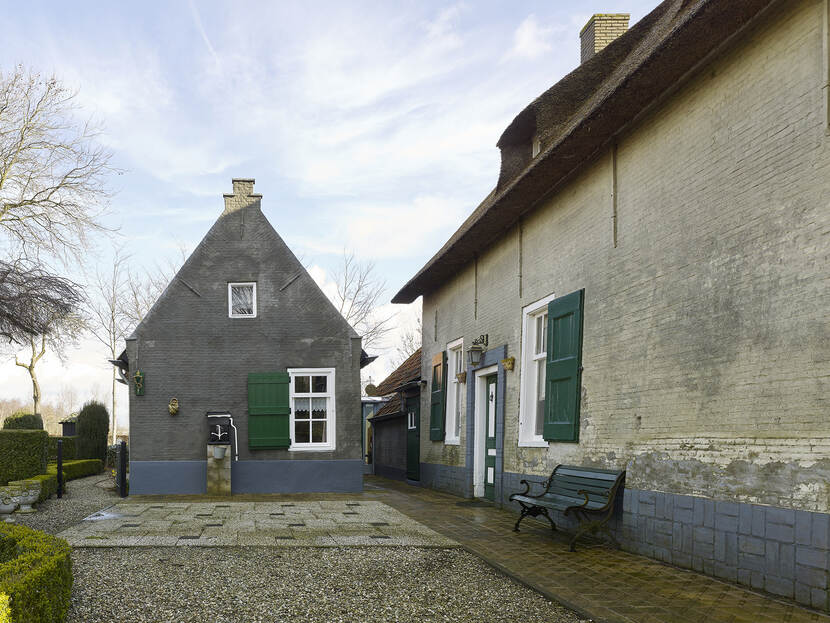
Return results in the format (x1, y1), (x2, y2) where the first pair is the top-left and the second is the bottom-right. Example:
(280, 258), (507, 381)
(406, 395), (420, 481)
(484, 375), (496, 501)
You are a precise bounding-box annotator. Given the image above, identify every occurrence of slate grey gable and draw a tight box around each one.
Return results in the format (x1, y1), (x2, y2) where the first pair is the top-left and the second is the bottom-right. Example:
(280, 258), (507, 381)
(125, 179), (363, 495)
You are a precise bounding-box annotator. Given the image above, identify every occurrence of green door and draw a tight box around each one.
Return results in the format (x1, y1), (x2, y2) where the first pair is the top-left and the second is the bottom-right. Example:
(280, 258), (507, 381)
(406, 396), (420, 481)
(484, 375), (497, 501)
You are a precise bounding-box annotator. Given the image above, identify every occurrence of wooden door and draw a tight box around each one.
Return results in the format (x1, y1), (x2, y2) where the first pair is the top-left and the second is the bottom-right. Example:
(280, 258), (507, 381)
(484, 375), (496, 501)
(406, 395), (420, 481)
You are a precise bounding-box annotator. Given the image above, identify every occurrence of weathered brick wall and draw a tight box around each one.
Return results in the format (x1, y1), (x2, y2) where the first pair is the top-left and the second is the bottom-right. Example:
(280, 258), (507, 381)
(421, 0), (830, 512)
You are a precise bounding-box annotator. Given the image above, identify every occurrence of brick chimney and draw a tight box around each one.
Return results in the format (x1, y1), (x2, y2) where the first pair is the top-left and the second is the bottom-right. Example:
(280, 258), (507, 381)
(580, 14), (630, 64)
(223, 178), (262, 214)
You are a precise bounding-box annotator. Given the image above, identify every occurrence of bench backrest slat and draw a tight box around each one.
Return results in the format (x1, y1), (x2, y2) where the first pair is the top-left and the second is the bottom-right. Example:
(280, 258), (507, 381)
(544, 464), (625, 511)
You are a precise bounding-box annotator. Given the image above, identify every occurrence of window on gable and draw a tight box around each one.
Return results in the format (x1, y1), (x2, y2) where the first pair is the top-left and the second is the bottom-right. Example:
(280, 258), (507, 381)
(519, 293), (555, 446)
(445, 338), (464, 444)
(289, 368), (335, 450)
(229, 282), (257, 318)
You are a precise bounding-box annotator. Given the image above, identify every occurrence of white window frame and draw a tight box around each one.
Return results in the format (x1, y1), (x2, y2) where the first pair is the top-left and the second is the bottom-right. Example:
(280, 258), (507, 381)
(228, 282), (257, 318)
(518, 292), (556, 447)
(444, 337), (464, 445)
(287, 367), (336, 452)
(407, 409), (416, 430)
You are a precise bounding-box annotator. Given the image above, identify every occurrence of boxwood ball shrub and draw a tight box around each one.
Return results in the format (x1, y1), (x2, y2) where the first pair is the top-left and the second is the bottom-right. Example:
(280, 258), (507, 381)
(75, 401), (109, 463)
(0, 430), (48, 485)
(0, 524), (72, 623)
(2, 413), (44, 430)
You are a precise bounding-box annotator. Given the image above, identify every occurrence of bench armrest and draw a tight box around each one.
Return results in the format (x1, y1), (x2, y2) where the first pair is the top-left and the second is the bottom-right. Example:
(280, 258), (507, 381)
(512, 478), (549, 498)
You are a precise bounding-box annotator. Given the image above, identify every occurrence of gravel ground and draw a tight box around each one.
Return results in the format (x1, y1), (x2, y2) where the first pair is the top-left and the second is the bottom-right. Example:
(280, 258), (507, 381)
(10, 474), (117, 534)
(69, 547), (590, 623)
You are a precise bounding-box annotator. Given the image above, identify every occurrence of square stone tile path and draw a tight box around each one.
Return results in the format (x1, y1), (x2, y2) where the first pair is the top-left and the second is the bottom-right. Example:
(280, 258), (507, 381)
(57, 500), (455, 548)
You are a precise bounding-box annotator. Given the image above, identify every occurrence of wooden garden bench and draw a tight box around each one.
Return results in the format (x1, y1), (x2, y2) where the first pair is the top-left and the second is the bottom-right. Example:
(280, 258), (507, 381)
(509, 464), (625, 551)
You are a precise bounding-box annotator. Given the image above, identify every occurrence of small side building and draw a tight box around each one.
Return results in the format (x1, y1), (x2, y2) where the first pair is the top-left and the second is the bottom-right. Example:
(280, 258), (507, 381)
(369, 349), (422, 482)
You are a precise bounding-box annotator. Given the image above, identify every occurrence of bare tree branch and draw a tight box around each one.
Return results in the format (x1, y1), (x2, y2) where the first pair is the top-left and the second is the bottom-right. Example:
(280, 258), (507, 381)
(331, 250), (393, 351)
(0, 258), (82, 343)
(0, 65), (114, 263)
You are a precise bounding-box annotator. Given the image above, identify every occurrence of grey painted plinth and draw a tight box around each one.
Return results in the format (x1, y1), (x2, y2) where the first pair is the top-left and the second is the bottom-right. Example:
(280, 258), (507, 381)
(231, 459), (363, 493)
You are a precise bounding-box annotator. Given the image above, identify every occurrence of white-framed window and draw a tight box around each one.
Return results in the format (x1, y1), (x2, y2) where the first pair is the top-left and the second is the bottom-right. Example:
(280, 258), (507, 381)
(228, 282), (257, 318)
(519, 292), (556, 447)
(288, 368), (335, 451)
(445, 338), (464, 444)
(532, 135), (541, 158)
(407, 409), (416, 430)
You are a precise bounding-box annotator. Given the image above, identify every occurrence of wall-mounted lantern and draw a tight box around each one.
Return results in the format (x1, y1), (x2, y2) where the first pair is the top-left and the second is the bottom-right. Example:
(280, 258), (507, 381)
(467, 334), (489, 367)
(168, 397), (179, 416)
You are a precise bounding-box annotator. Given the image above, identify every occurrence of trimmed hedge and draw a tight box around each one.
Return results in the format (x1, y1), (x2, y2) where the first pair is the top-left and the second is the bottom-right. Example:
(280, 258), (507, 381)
(2, 413), (43, 430)
(0, 430), (48, 486)
(47, 459), (102, 481)
(47, 436), (76, 462)
(26, 474), (59, 503)
(76, 401), (109, 463)
(0, 523), (72, 623)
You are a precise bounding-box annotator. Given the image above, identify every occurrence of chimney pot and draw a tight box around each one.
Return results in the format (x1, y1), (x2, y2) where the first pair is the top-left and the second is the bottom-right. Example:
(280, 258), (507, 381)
(580, 13), (630, 64)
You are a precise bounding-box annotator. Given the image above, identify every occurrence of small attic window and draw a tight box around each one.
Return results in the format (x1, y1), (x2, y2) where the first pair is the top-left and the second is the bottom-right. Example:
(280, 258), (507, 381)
(532, 135), (541, 158)
(228, 282), (257, 318)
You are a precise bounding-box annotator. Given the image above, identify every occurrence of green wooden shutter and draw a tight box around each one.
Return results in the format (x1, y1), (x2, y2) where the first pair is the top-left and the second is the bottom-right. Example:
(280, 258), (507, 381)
(543, 289), (584, 442)
(429, 351), (447, 441)
(248, 372), (291, 449)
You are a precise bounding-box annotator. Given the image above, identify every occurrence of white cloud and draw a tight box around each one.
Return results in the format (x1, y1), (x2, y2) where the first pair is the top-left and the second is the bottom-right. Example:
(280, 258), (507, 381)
(504, 15), (558, 61)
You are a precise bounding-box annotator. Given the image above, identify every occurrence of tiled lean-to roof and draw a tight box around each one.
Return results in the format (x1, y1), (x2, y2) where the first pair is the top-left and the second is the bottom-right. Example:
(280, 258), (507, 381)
(392, 0), (778, 304)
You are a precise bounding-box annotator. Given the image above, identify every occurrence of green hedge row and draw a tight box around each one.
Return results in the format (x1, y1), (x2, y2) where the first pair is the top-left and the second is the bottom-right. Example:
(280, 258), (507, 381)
(47, 459), (102, 481)
(47, 436), (76, 462)
(2, 413), (43, 430)
(25, 474), (60, 503)
(0, 523), (72, 623)
(0, 431), (48, 486)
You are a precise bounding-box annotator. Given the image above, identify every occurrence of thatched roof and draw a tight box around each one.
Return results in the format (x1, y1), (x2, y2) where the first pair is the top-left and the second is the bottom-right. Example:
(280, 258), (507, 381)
(392, 0), (777, 303)
(374, 348), (422, 397)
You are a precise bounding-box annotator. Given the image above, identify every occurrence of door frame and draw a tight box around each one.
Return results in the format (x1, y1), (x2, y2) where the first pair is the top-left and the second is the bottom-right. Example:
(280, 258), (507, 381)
(473, 364), (498, 498)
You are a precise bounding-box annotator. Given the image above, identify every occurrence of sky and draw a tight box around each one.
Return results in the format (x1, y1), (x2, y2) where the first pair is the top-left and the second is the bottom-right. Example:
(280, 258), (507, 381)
(0, 0), (658, 429)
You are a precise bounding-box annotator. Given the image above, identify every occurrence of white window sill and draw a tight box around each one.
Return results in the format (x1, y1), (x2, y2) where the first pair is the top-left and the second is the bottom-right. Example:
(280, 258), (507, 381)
(289, 445), (336, 452)
(444, 438), (461, 446)
(518, 439), (549, 448)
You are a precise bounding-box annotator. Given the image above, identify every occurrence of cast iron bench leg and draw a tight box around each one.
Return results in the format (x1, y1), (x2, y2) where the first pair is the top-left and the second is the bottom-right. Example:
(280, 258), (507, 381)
(513, 503), (557, 532)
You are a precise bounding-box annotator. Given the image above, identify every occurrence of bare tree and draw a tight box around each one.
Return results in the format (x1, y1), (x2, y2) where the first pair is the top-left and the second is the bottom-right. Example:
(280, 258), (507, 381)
(84, 247), (129, 444)
(13, 310), (82, 416)
(0, 66), (112, 262)
(393, 311), (422, 367)
(121, 243), (186, 333)
(0, 258), (82, 343)
(332, 250), (393, 351)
